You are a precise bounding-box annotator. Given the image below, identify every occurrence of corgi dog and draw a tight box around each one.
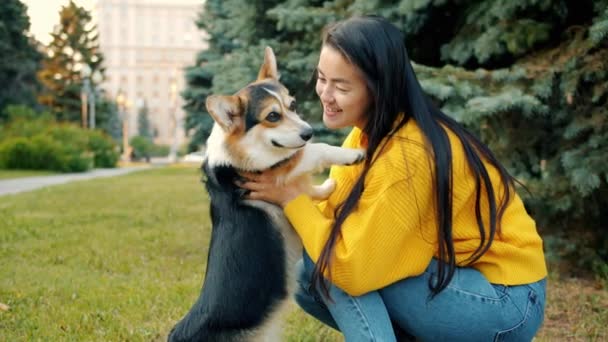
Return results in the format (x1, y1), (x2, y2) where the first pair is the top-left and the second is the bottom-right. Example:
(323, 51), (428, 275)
(167, 47), (364, 342)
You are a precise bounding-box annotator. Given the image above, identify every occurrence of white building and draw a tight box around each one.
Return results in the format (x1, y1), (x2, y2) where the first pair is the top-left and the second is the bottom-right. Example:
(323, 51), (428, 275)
(94, 0), (208, 145)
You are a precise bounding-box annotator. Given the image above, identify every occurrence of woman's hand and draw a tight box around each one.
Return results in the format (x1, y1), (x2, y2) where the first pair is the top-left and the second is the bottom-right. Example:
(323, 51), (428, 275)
(237, 172), (308, 207)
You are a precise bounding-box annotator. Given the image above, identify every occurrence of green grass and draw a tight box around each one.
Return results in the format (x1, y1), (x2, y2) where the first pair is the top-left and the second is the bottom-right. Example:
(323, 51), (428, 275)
(0, 166), (338, 341)
(0, 166), (605, 341)
(0, 169), (57, 180)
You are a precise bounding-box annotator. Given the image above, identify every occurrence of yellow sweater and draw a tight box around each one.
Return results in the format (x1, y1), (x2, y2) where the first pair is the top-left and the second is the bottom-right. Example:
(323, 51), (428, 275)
(284, 120), (547, 296)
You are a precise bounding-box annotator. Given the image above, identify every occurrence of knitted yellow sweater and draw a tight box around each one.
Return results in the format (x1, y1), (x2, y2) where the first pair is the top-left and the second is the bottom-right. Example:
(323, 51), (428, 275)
(284, 120), (547, 296)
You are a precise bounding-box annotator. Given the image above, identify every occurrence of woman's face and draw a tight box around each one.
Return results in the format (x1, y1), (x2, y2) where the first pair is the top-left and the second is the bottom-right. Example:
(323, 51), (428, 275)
(315, 45), (372, 130)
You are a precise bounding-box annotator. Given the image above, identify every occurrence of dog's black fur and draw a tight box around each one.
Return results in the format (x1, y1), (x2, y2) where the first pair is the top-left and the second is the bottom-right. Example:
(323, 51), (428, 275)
(168, 163), (289, 341)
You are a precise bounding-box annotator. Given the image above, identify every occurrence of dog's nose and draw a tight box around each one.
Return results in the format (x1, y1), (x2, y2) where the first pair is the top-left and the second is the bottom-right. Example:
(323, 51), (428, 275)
(300, 127), (313, 141)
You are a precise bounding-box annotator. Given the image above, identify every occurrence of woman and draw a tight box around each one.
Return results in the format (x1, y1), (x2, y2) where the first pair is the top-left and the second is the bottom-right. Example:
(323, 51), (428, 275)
(239, 16), (547, 341)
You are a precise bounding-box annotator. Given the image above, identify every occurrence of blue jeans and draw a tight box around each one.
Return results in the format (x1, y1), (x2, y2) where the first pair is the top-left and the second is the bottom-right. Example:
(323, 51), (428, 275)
(295, 253), (546, 342)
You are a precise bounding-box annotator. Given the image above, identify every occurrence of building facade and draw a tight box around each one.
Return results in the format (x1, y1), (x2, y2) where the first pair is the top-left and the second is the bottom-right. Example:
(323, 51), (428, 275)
(94, 0), (207, 146)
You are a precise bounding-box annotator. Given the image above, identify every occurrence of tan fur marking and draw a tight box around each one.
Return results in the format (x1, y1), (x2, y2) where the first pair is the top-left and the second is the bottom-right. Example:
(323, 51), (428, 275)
(263, 149), (304, 180)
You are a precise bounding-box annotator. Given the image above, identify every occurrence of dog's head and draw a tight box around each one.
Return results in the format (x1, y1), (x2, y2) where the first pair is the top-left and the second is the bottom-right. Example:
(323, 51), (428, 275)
(205, 47), (313, 171)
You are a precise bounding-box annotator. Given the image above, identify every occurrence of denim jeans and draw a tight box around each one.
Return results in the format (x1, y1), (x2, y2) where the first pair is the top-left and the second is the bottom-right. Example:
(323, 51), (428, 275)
(295, 253), (546, 342)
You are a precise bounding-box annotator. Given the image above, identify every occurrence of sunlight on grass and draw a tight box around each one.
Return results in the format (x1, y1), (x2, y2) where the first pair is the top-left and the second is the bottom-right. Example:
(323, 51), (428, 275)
(0, 166), (606, 341)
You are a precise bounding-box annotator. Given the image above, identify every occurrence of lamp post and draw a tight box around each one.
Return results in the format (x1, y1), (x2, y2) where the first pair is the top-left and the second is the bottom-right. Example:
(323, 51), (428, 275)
(89, 70), (103, 129)
(116, 90), (131, 161)
(80, 64), (103, 129)
(80, 64), (91, 128)
(168, 71), (179, 163)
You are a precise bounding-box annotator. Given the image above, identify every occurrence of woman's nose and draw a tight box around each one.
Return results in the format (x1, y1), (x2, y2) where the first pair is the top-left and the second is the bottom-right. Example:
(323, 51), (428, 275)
(319, 86), (333, 103)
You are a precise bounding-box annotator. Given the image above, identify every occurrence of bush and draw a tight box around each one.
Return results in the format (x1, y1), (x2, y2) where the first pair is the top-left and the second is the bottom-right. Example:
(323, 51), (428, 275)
(0, 137), (42, 170)
(0, 105), (55, 140)
(0, 135), (92, 172)
(88, 130), (119, 168)
(149, 143), (170, 157)
(0, 111), (119, 172)
(129, 135), (153, 161)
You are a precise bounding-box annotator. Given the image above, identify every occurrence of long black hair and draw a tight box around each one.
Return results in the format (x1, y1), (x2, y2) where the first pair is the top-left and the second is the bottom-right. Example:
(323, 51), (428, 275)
(311, 15), (516, 298)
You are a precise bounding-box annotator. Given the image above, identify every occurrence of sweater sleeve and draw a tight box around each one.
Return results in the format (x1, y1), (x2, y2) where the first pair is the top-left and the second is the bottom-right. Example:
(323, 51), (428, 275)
(284, 170), (437, 296)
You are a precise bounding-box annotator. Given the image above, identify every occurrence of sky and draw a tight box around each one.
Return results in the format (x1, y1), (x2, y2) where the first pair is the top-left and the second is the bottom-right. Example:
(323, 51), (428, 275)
(22, 0), (96, 45)
(22, 0), (202, 45)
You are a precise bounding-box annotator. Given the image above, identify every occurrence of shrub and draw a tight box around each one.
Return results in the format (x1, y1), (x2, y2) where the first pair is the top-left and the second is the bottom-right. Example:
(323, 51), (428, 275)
(88, 130), (119, 168)
(0, 106), (119, 172)
(149, 143), (170, 157)
(0, 135), (92, 172)
(0, 106), (54, 140)
(0, 137), (40, 169)
(129, 135), (153, 161)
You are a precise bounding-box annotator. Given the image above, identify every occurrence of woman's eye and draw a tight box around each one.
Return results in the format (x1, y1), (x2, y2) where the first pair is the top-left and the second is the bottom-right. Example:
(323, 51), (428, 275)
(266, 111), (281, 122)
(289, 101), (297, 111)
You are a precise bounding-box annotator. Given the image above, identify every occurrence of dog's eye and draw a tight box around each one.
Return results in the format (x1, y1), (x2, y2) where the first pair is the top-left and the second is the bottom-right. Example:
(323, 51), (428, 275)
(289, 101), (297, 111)
(266, 111), (281, 122)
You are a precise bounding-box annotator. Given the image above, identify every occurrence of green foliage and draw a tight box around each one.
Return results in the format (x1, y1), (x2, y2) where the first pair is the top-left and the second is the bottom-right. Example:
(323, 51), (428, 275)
(0, 0), (42, 121)
(413, 4), (608, 269)
(0, 105), (55, 140)
(0, 110), (119, 172)
(590, 4), (608, 45)
(87, 130), (120, 168)
(150, 143), (170, 158)
(96, 97), (122, 143)
(0, 135), (92, 172)
(311, 122), (350, 146)
(129, 135), (153, 161)
(183, 0), (608, 273)
(136, 101), (153, 140)
(37, 0), (104, 125)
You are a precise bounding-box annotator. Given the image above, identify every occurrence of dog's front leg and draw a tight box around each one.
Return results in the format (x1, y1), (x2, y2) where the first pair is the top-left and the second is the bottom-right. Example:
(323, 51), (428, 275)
(290, 143), (365, 178)
(309, 178), (336, 200)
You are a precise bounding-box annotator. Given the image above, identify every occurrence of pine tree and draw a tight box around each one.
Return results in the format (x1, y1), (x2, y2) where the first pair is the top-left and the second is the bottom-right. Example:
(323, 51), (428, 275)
(37, 0), (104, 126)
(185, 0), (608, 270)
(137, 100), (153, 141)
(183, 0), (292, 151)
(0, 0), (43, 121)
(96, 95), (121, 143)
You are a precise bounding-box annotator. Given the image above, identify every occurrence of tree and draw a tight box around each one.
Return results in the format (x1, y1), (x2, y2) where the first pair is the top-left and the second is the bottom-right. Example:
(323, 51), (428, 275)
(185, 0), (608, 273)
(0, 0), (43, 121)
(183, 0), (290, 152)
(137, 100), (153, 141)
(95, 94), (122, 143)
(37, 0), (104, 126)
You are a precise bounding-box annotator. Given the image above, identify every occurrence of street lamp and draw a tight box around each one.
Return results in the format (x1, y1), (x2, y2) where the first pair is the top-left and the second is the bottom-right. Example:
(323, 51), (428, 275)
(80, 64), (103, 129)
(168, 71), (179, 163)
(89, 70), (103, 129)
(80, 64), (91, 128)
(116, 90), (131, 161)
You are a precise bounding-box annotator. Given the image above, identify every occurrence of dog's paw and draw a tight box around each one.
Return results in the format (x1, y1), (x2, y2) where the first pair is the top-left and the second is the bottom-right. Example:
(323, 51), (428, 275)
(310, 178), (336, 200)
(342, 148), (366, 165)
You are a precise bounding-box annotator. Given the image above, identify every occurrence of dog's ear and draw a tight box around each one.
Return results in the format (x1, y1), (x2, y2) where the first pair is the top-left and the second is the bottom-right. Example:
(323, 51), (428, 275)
(206, 95), (242, 132)
(257, 46), (279, 81)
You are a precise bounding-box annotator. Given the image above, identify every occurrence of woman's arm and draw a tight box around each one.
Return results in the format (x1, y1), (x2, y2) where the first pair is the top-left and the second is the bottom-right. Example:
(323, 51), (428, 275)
(284, 177), (436, 296)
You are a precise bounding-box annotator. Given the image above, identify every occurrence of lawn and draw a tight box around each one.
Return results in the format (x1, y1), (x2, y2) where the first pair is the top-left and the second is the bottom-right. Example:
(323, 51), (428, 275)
(0, 166), (605, 341)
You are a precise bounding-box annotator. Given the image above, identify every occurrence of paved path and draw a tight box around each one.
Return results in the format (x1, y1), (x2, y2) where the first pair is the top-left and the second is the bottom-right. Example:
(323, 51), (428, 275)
(0, 166), (151, 196)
